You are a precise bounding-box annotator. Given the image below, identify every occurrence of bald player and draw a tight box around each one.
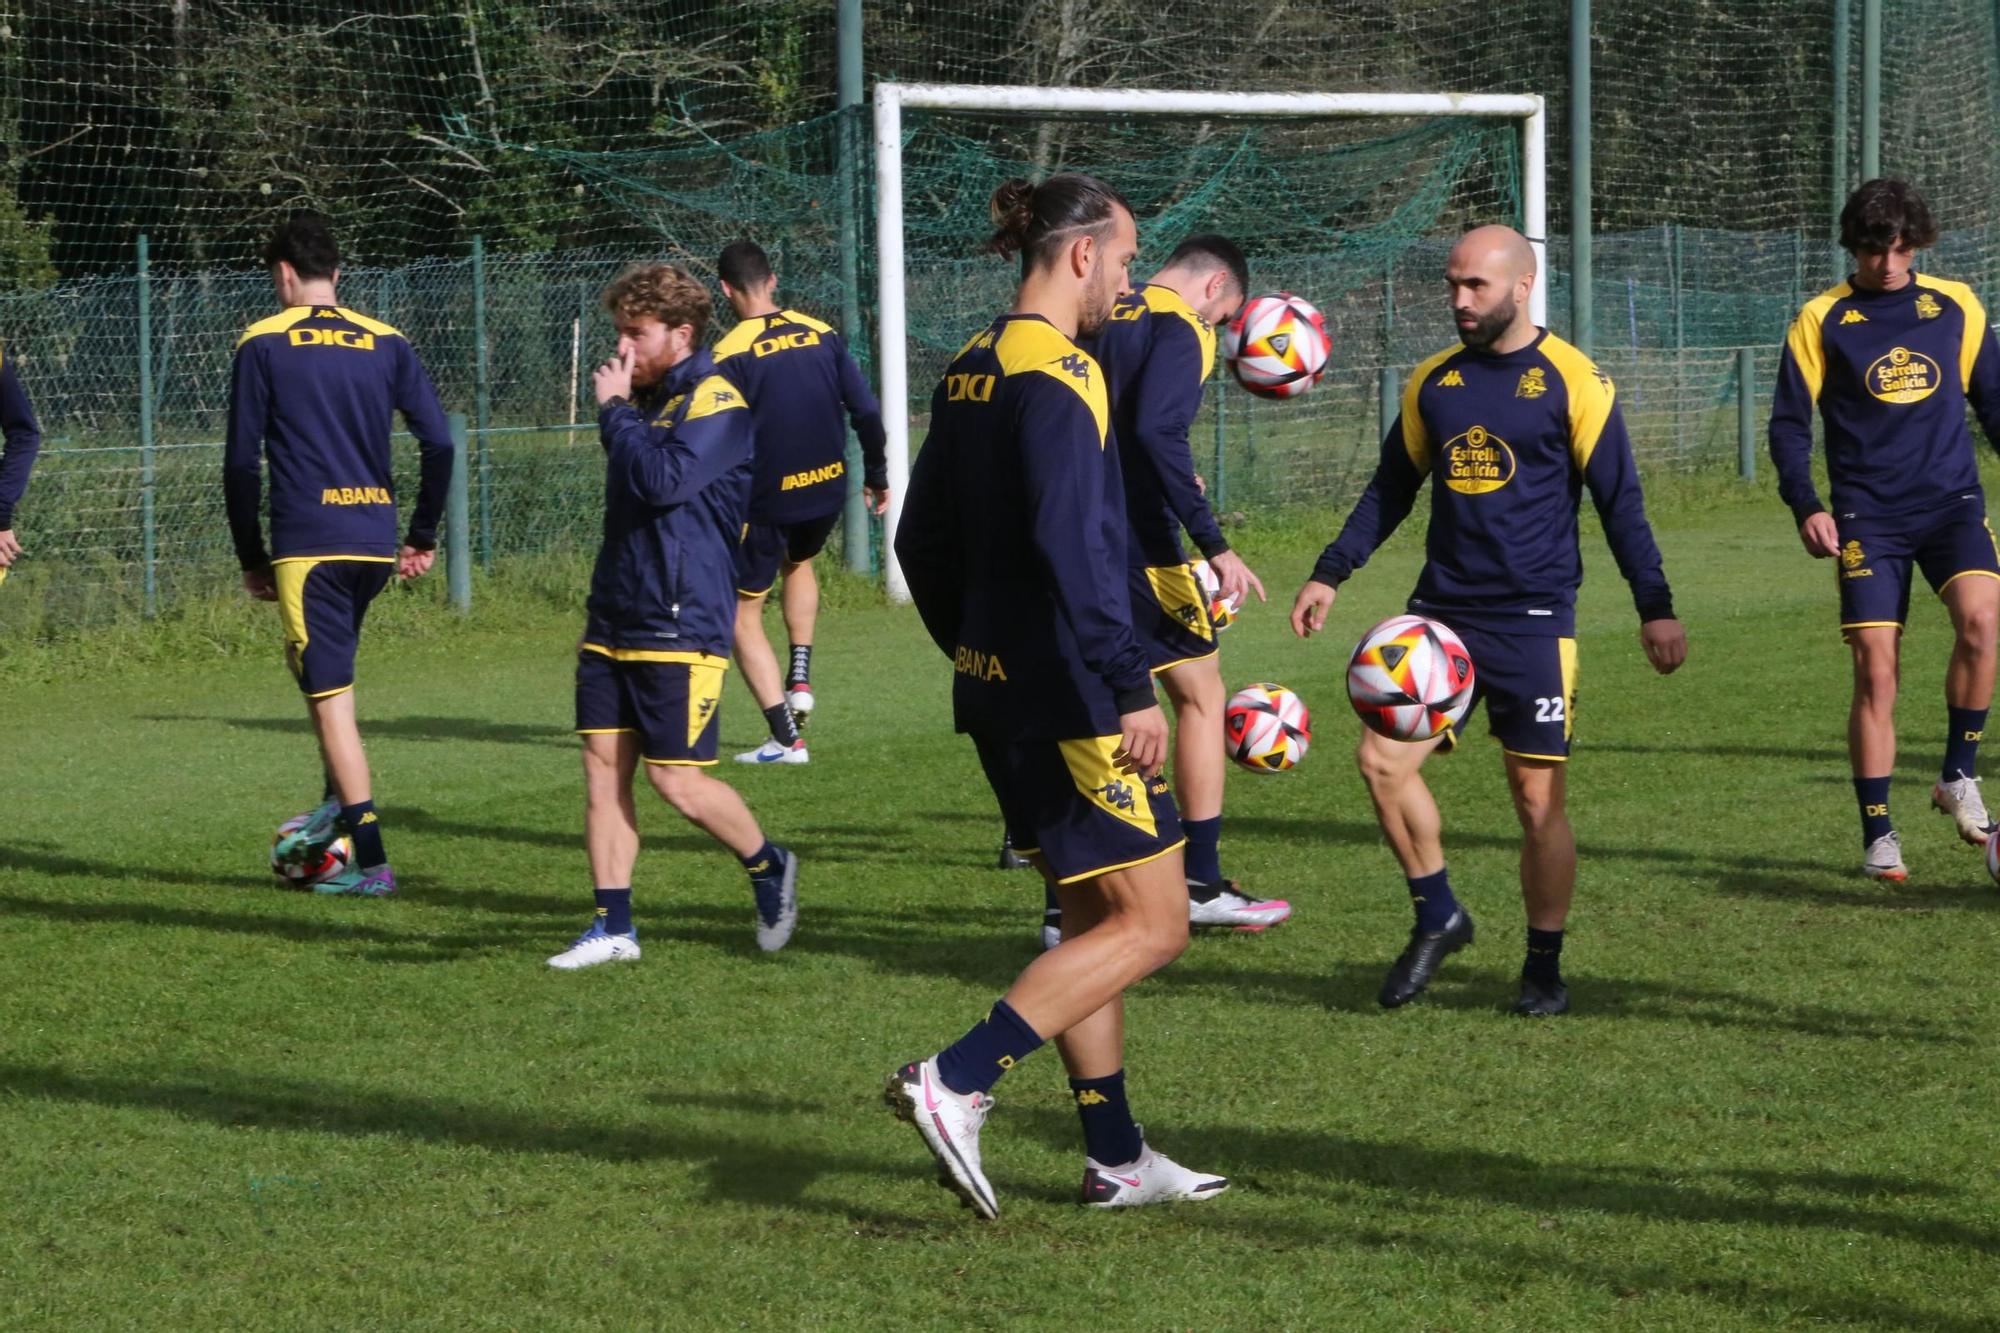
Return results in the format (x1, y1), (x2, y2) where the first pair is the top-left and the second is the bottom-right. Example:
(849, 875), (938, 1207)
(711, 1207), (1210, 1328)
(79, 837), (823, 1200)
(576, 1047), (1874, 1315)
(1291, 225), (1686, 1016)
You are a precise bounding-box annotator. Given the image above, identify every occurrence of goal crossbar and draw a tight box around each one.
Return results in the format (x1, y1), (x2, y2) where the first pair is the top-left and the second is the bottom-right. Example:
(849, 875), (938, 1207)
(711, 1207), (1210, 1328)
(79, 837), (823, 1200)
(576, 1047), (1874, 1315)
(873, 81), (1548, 602)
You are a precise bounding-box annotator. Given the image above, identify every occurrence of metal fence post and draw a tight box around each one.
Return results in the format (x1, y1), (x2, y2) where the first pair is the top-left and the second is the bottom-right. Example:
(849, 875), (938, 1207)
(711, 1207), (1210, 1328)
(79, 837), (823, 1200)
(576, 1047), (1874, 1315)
(136, 233), (157, 618)
(472, 235), (493, 569)
(1831, 0), (1851, 275)
(446, 412), (472, 612)
(1738, 347), (1757, 481)
(1570, 0), (1594, 354)
(836, 0), (871, 575)
(1378, 366), (1397, 447)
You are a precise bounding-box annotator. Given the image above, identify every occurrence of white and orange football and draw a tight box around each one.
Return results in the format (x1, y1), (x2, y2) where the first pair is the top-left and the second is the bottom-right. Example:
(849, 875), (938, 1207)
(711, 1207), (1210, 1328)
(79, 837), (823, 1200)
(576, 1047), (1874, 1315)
(1346, 615), (1476, 742)
(1221, 292), (1331, 399)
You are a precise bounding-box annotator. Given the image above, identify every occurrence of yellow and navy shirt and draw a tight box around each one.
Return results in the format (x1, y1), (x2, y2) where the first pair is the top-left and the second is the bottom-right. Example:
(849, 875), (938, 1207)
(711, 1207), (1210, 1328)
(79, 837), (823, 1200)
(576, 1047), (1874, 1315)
(1769, 273), (2000, 524)
(711, 307), (887, 524)
(896, 313), (1155, 739)
(0, 346), (41, 530)
(224, 304), (454, 569)
(585, 347), (754, 656)
(1313, 329), (1674, 636)
(1084, 283), (1230, 566)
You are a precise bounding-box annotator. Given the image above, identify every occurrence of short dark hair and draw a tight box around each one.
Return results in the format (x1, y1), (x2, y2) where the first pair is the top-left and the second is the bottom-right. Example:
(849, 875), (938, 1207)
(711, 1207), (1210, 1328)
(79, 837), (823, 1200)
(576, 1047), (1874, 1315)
(985, 173), (1131, 275)
(718, 240), (774, 291)
(1840, 179), (1939, 254)
(261, 211), (341, 279)
(1163, 234), (1249, 297)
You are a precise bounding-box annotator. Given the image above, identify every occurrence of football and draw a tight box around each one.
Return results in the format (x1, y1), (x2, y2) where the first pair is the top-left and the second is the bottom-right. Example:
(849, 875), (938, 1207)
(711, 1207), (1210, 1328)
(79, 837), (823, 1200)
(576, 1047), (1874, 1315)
(1221, 292), (1331, 399)
(270, 814), (355, 889)
(1191, 559), (1239, 631)
(1224, 682), (1311, 772)
(1347, 614), (1477, 742)
(1987, 825), (2000, 884)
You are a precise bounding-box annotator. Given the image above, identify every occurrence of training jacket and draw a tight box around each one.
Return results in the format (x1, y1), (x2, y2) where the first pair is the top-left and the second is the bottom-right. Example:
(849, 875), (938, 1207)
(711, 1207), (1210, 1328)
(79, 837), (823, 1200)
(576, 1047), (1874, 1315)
(584, 347), (753, 654)
(0, 349), (41, 530)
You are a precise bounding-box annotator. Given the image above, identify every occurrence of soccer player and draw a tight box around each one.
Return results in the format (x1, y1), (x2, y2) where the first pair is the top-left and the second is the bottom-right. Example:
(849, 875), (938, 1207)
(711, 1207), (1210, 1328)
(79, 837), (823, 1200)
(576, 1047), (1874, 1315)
(0, 339), (43, 587)
(226, 212), (454, 897)
(548, 263), (799, 969)
(1769, 179), (2000, 882)
(1032, 234), (1287, 946)
(887, 175), (1228, 1217)
(1290, 225), (1686, 1017)
(712, 239), (888, 764)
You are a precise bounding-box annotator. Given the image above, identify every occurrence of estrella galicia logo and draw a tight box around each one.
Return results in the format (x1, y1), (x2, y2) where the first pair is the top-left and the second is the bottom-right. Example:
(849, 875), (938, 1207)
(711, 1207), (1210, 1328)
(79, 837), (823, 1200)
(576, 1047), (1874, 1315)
(1093, 778), (1137, 812)
(1057, 353), (1093, 386)
(1441, 424), (1517, 495)
(1865, 346), (1940, 404)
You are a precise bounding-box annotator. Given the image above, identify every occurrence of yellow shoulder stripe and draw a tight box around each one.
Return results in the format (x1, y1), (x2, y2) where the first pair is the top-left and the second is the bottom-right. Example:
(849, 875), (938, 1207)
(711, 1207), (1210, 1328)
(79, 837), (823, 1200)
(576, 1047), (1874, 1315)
(335, 307), (403, 338)
(996, 319), (1110, 444)
(236, 306), (317, 348)
(1142, 285), (1217, 381)
(1786, 282), (1851, 404)
(711, 318), (764, 359)
(1914, 274), (1989, 391)
(683, 374), (748, 421)
(780, 308), (836, 336)
(1539, 333), (1616, 470)
(1400, 345), (1460, 474)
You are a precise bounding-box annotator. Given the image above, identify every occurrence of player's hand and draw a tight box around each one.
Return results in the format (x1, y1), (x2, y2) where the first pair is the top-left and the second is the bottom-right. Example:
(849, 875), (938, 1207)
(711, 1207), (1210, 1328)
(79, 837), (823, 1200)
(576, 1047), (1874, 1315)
(1209, 550), (1265, 608)
(1290, 580), (1336, 638)
(1799, 511), (1841, 559)
(1193, 473), (1207, 496)
(0, 529), (21, 566)
(1114, 704), (1170, 780)
(593, 348), (635, 405)
(242, 566), (278, 602)
(1640, 617), (1688, 675)
(863, 485), (891, 516)
(398, 544), (435, 580)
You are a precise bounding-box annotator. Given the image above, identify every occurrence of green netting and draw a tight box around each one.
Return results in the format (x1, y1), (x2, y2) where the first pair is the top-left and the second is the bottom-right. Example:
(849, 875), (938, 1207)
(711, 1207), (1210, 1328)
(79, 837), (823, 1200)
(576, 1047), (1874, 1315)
(0, 1), (1996, 641)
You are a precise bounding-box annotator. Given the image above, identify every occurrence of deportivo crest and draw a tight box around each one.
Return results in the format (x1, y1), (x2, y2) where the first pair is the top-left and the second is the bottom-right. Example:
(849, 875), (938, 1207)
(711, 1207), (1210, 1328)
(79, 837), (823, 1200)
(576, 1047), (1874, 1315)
(1515, 366), (1549, 399)
(1841, 539), (1872, 578)
(1916, 293), (1943, 320)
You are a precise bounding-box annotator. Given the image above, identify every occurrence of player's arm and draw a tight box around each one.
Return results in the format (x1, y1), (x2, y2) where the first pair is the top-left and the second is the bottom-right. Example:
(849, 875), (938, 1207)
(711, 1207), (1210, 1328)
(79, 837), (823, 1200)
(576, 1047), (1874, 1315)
(1129, 321), (1229, 560)
(223, 340), (276, 596)
(607, 383), (750, 508)
(1961, 311), (2000, 450)
(833, 333), (891, 513)
(1768, 306), (1837, 556)
(1292, 412), (1427, 637)
(892, 385), (963, 659)
(393, 340), (456, 577)
(0, 352), (42, 566)
(1575, 387), (1686, 674)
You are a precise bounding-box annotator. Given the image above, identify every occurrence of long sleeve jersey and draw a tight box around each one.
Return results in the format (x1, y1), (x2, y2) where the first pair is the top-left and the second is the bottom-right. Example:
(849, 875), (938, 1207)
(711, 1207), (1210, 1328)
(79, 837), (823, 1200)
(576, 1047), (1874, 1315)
(711, 307), (887, 525)
(1084, 283), (1230, 566)
(0, 349), (42, 529)
(1768, 274), (2000, 524)
(895, 313), (1155, 740)
(584, 347), (754, 656)
(1313, 329), (1674, 636)
(224, 304), (454, 569)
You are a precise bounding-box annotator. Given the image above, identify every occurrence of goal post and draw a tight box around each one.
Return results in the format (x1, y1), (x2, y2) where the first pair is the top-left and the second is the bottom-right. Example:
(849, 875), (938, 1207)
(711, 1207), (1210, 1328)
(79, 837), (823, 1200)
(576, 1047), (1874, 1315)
(872, 81), (1548, 603)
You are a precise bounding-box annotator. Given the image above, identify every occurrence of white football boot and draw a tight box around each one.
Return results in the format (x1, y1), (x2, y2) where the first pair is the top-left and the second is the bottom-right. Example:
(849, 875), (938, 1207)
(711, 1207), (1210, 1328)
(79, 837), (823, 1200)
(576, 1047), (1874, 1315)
(1931, 774), (1997, 846)
(1081, 1134), (1230, 1208)
(884, 1057), (999, 1219)
(1862, 830), (1908, 883)
(1187, 881), (1293, 932)
(750, 846), (799, 952)
(736, 738), (809, 765)
(786, 681), (815, 726)
(547, 917), (641, 970)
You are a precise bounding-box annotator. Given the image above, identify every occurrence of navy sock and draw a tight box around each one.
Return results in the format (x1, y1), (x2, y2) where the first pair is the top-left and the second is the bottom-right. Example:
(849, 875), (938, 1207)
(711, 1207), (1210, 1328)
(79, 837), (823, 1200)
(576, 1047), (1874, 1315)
(740, 840), (781, 879)
(341, 800), (386, 869)
(788, 644), (813, 688)
(594, 887), (633, 936)
(1070, 1069), (1143, 1167)
(1944, 706), (1987, 782)
(762, 701), (799, 747)
(1407, 867), (1459, 932)
(1854, 775), (1893, 846)
(935, 998), (1044, 1096)
(1524, 927), (1564, 986)
(1183, 816), (1223, 898)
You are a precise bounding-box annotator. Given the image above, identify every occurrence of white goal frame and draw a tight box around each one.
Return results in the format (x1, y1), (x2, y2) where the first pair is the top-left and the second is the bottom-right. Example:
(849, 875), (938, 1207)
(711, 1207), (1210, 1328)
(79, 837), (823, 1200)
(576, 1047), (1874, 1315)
(873, 81), (1547, 602)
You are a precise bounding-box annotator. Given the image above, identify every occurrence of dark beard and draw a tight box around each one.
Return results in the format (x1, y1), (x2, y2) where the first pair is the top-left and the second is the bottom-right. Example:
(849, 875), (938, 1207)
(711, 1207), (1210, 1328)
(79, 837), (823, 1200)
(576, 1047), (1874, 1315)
(1456, 298), (1517, 350)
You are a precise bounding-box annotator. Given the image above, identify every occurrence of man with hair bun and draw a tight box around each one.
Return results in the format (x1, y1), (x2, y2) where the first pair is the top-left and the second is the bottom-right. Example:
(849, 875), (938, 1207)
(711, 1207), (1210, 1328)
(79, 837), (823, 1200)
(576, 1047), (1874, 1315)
(886, 175), (1229, 1218)
(1770, 178), (2000, 883)
(546, 261), (800, 970)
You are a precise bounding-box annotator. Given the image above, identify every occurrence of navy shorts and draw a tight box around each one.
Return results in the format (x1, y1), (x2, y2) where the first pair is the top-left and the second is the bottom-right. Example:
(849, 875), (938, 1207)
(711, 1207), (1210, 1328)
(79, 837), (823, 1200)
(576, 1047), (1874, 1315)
(1436, 622), (1578, 762)
(736, 511), (841, 597)
(1128, 562), (1218, 673)
(1836, 497), (2000, 632)
(971, 732), (1185, 885)
(274, 556), (394, 697)
(575, 645), (729, 765)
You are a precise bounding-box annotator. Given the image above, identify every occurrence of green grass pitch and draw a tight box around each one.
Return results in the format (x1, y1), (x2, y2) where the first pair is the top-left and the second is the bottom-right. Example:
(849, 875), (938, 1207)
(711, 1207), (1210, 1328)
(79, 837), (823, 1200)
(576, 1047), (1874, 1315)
(2, 489), (1997, 1330)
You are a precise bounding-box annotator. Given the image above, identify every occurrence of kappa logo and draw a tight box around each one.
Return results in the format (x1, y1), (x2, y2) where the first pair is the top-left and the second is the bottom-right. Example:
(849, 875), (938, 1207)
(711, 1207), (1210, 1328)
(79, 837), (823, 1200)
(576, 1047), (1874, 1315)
(708, 388), (738, 407)
(1172, 601), (1203, 629)
(1057, 353), (1093, 385)
(1093, 778), (1137, 813)
(1438, 369), (1465, 387)
(696, 695), (717, 722)
(1075, 1089), (1109, 1106)
(1916, 293), (1943, 320)
(1840, 309), (1869, 325)
(1516, 365), (1549, 399)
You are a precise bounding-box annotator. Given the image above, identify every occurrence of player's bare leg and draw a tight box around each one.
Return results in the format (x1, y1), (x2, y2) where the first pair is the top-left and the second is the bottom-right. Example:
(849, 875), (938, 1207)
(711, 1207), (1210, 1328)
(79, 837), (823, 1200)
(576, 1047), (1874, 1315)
(1934, 576), (2000, 845)
(1004, 849), (1188, 1038)
(1503, 754), (1574, 1015)
(1359, 728), (1470, 1007)
(647, 762), (797, 950)
(306, 688), (371, 807)
(733, 593), (806, 763)
(778, 557), (820, 725)
(582, 730), (641, 889)
(1848, 625), (1908, 878)
(1160, 656), (1290, 930)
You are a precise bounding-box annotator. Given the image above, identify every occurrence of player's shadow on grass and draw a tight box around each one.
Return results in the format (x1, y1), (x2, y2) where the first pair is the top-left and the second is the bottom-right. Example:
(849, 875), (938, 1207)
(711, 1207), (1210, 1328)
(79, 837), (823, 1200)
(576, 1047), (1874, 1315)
(0, 887), (526, 957)
(1715, 865), (2000, 912)
(633, 900), (1033, 982)
(137, 713), (570, 747)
